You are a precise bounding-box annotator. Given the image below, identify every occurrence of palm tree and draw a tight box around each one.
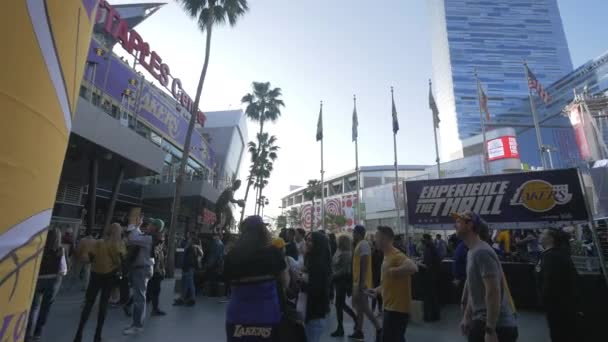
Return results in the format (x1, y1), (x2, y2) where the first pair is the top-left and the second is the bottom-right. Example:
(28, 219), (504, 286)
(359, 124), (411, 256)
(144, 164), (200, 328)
(252, 133), (278, 214)
(240, 82), (284, 221)
(303, 179), (321, 231)
(242, 82), (285, 139)
(241, 133), (278, 218)
(168, 0), (249, 277)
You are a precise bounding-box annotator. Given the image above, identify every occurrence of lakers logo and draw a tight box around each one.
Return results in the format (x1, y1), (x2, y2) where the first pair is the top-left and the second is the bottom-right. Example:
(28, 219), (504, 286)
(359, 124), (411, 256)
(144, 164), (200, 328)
(510, 180), (572, 212)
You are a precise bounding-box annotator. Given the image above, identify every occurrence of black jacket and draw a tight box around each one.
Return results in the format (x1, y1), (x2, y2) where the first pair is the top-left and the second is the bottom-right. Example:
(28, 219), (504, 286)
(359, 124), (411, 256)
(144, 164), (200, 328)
(303, 232), (332, 322)
(537, 247), (578, 311)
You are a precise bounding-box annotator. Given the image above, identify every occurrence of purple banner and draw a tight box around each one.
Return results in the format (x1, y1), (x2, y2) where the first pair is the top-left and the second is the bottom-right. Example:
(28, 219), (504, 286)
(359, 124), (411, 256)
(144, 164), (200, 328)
(82, 0), (97, 18)
(85, 40), (216, 169)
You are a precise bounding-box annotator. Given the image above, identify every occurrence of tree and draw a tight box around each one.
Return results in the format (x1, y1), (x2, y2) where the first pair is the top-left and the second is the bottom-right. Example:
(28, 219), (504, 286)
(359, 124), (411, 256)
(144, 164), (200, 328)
(276, 215), (287, 230)
(242, 133), (278, 218)
(325, 214), (347, 232)
(168, 0), (249, 278)
(303, 179), (321, 231)
(288, 207), (301, 228)
(240, 82), (284, 222)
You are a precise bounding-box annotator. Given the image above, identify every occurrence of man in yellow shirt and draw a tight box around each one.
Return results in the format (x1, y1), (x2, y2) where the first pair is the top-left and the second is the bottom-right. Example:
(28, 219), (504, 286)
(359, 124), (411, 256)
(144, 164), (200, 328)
(351, 225), (381, 341)
(372, 226), (418, 342)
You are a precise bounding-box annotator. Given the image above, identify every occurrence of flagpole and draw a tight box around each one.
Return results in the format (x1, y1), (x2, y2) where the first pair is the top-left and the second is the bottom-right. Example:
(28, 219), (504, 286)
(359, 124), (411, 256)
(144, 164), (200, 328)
(353, 95), (361, 225)
(320, 101), (325, 231)
(391, 87), (402, 235)
(430, 80), (441, 179)
(475, 69), (490, 175)
(524, 62), (547, 169)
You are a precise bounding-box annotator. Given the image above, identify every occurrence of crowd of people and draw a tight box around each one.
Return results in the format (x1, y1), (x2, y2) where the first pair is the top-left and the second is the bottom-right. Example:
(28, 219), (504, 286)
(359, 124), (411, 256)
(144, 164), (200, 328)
(27, 210), (583, 342)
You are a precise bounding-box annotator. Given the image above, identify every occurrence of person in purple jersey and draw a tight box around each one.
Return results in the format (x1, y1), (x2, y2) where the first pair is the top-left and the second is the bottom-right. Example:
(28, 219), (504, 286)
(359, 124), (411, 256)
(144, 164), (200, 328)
(223, 216), (289, 341)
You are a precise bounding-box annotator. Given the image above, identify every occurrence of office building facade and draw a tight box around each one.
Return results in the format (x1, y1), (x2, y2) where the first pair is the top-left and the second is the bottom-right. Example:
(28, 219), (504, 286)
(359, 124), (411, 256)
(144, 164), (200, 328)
(430, 0), (574, 163)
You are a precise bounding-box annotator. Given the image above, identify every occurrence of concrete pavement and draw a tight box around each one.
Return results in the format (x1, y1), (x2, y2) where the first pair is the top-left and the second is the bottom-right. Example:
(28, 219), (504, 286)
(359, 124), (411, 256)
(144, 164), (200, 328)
(42, 279), (550, 342)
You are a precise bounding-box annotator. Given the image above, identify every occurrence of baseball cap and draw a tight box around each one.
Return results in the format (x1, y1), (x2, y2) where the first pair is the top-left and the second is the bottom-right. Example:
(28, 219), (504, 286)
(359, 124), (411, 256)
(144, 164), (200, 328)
(451, 211), (481, 223)
(243, 215), (265, 227)
(271, 237), (286, 249)
(353, 225), (366, 236)
(451, 211), (489, 234)
(149, 218), (165, 232)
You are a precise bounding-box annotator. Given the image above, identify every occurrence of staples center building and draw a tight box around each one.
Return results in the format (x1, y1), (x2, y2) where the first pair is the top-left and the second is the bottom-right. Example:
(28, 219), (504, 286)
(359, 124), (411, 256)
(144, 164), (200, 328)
(52, 2), (247, 236)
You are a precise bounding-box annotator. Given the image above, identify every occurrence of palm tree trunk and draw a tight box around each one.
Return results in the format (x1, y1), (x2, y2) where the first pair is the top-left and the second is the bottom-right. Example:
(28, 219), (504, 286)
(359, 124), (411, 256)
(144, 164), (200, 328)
(239, 176), (253, 224)
(167, 26), (213, 278)
(311, 199), (315, 231)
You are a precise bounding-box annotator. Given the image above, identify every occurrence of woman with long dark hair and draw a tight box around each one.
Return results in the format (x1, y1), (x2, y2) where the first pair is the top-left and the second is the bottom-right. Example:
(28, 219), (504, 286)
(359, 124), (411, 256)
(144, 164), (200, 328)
(74, 223), (125, 342)
(420, 233), (441, 322)
(330, 234), (357, 337)
(537, 228), (578, 342)
(301, 231), (332, 342)
(26, 227), (67, 341)
(224, 216), (288, 341)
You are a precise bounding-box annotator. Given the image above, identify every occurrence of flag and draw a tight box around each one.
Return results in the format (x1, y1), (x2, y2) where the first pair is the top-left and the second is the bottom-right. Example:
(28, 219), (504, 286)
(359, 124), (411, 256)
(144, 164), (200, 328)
(477, 79), (491, 121)
(525, 64), (551, 104)
(352, 96), (358, 142)
(316, 102), (323, 141)
(429, 81), (440, 128)
(391, 89), (399, 133)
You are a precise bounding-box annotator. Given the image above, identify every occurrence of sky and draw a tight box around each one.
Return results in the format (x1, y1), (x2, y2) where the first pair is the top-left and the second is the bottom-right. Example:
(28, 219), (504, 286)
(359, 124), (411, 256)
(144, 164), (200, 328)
(110, 0), (608, 219)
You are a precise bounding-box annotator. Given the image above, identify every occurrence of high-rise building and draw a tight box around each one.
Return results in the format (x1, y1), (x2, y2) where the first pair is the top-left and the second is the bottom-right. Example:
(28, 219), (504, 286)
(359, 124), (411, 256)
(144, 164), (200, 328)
(430, 0), (574, 163)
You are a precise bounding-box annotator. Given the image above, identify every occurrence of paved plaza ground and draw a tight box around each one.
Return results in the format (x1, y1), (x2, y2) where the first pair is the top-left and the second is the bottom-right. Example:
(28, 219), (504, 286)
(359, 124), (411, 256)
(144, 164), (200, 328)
(43, 279), (550, 342)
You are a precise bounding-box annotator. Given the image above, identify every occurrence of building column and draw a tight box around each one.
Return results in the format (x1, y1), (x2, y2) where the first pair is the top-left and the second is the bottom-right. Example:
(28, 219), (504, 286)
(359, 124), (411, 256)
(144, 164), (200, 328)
(104, 166), (124, 230)
(86, 157), (98, 235)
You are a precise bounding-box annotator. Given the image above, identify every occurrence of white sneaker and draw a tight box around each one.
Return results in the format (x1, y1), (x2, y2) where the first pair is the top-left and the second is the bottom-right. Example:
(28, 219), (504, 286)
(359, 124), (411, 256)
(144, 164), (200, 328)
(123, 326), (143, 335)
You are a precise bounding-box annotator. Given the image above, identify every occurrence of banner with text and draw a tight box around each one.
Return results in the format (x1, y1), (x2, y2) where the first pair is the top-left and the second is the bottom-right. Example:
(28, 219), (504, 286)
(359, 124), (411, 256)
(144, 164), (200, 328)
(405, 169), (589, 229)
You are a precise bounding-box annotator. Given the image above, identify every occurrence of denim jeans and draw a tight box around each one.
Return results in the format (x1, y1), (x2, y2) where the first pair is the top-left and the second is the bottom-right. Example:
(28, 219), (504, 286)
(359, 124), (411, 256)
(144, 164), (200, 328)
(181, 269), (195, 300)
(382, 311), (409, 342)
(305, 317), (327, 342)
(130, 267), (151, 328)
(27, 276), (63, 338)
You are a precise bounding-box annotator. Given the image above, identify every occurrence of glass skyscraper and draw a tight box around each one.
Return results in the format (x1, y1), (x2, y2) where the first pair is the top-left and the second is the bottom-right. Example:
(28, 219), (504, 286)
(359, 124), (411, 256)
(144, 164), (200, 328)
(430, 0), (573, 163)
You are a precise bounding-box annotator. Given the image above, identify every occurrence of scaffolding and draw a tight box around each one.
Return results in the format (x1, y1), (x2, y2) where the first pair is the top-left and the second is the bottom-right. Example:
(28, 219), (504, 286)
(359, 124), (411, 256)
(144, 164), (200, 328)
(563, 91), (608, 161)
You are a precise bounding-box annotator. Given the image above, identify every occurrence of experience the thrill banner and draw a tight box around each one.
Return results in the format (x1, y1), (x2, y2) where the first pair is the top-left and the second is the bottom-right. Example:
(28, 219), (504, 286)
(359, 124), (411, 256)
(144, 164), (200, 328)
(405, 168), (589, 229)
(0, 1), (97, 340)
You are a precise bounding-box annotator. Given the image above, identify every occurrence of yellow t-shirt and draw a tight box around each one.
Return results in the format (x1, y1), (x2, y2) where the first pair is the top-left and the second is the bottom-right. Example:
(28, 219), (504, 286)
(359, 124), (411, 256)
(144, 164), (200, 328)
(91, 239), (126, 274)
(497, 231), (511, 253)
(381, 249), (412, 314)
(352, 240), (373, 289)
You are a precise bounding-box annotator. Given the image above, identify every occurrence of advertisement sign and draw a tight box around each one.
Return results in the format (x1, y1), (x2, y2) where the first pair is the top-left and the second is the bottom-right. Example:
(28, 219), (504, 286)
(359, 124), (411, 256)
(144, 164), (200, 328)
(86, 40), (215, 169)
(487, 136), (520, 161)
(0, 1), (98, 340)
(405, 169), (589, 229)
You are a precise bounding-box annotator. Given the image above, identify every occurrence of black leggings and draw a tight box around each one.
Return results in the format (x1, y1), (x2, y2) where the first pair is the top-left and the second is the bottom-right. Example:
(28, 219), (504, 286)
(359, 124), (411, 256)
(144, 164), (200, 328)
(334, 282), (356, 328)
(146, 273), (163, 310)
(74, 272), (115, 341)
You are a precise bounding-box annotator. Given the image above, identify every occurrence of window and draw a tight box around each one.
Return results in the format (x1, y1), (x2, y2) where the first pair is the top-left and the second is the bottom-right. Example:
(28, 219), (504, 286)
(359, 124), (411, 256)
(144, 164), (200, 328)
(92, 92), (101, 106)
(111, 104), (120, 118)
(80, 86), (89, 99)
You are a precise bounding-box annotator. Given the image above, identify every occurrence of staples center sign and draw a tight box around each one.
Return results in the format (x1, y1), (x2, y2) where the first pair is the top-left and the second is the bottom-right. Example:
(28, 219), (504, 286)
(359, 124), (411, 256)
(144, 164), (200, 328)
(487, 136), (520, 161)
(96, 0), (205, 125)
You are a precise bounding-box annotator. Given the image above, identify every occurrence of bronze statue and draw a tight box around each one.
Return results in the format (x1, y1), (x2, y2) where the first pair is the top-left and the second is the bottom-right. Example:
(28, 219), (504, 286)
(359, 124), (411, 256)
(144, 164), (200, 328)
(212, 180), (244, 234)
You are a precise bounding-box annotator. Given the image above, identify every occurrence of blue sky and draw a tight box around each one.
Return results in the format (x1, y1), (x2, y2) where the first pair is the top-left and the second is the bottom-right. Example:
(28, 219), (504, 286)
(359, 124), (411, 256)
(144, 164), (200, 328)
(111, 0), (608, 218)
